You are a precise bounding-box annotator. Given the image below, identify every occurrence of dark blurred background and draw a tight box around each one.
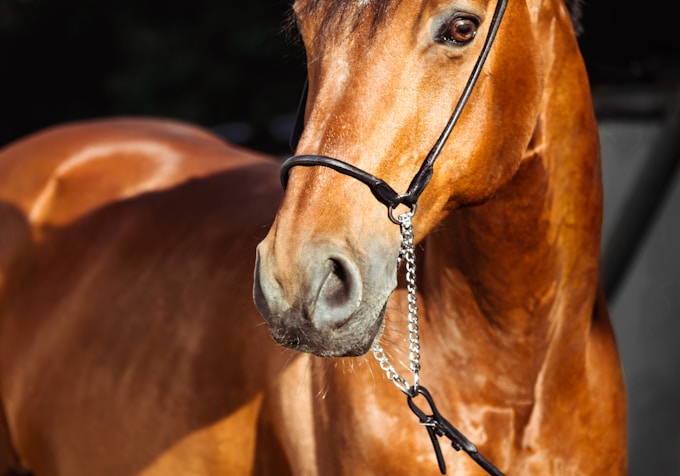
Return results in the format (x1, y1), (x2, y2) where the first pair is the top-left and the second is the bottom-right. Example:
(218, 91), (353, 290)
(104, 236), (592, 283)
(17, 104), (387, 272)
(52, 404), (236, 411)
(1, 0), (678, 151)
(1, 0), (679, 474)
(0, 0), (307, 153)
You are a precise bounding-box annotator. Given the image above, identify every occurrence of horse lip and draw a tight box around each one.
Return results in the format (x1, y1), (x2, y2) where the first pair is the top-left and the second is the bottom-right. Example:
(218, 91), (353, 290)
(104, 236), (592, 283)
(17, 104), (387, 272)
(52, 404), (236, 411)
(267, 305), (387, 358)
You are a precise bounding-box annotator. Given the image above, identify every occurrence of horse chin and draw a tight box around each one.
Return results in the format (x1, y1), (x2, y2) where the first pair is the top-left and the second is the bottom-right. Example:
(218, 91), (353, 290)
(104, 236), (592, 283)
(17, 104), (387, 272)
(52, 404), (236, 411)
(266, 303), (388, 358)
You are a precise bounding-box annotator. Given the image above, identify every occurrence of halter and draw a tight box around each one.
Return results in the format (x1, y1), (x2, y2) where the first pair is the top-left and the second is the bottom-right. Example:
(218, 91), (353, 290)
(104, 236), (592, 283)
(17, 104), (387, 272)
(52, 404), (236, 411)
(281, 0), (507, 217)
(279, 1), (507, 474)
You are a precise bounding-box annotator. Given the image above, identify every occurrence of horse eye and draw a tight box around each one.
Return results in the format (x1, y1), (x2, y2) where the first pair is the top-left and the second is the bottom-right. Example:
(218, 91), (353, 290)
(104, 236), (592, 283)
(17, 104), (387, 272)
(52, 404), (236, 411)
(437, 15), (479, 45)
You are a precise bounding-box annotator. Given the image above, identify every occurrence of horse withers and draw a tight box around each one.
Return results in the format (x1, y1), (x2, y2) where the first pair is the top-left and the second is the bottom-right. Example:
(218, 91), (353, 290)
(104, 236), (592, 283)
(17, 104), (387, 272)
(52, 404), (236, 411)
(0, 0), (626, 474)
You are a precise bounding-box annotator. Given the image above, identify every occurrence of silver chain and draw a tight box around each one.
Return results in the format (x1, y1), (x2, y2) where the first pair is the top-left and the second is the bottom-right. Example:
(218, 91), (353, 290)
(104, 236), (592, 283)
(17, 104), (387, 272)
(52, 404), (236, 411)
(372, 210), (421, 395)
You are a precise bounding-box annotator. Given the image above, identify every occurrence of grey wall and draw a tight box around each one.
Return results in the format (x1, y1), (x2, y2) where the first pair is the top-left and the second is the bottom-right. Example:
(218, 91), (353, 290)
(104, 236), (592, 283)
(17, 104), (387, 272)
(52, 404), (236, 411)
(600, 117), (680, 475)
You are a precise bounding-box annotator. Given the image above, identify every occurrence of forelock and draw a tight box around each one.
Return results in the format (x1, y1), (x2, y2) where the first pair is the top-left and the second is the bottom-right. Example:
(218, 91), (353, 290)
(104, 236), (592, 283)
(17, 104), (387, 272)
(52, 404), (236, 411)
(295, 0), (399, 40)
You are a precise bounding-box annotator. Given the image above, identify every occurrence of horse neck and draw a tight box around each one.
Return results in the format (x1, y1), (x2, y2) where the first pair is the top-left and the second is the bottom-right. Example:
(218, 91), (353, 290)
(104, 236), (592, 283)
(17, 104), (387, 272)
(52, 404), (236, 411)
(420, 58), (602, 404)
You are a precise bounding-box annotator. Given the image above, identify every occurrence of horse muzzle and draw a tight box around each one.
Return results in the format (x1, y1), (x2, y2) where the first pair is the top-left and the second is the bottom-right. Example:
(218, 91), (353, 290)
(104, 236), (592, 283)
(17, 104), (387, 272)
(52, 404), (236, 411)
(253, 238), (397, 357)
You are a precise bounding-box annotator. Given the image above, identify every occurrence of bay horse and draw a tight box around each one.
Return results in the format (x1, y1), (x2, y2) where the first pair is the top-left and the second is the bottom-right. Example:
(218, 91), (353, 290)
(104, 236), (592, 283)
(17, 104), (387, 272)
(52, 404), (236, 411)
(0, 1), (626, 476)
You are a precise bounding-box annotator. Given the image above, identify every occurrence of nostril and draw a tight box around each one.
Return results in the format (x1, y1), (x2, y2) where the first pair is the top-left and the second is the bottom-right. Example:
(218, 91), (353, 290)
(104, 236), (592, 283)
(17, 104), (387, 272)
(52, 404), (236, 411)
(313, 256), (362, 330)
(321, 259), (349, 308)
(332, 259), (345, 280)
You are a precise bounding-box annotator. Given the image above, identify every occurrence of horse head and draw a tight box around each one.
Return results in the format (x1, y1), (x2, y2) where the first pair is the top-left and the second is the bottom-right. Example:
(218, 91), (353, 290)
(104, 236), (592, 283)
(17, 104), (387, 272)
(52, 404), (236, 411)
(254, 0), (579, 358)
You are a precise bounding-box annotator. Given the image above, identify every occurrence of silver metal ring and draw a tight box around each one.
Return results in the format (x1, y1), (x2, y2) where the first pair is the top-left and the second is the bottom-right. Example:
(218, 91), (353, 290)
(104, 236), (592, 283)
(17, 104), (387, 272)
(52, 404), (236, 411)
(388, 203), (417, 224)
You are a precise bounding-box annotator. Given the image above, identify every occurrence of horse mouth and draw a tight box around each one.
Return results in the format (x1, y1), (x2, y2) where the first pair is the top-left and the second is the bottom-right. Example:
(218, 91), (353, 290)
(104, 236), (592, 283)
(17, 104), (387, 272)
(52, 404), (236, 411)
(265, 303), (387, 358)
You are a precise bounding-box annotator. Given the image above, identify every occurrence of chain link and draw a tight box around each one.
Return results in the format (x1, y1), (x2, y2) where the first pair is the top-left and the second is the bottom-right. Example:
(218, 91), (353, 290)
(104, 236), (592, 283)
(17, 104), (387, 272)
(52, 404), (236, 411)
(372, 210), (421, 395)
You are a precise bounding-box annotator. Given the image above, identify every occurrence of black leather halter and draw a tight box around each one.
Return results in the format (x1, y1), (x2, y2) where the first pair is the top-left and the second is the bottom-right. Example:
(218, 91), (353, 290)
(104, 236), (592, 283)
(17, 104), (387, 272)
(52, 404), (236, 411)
(280, 0), (508, 216)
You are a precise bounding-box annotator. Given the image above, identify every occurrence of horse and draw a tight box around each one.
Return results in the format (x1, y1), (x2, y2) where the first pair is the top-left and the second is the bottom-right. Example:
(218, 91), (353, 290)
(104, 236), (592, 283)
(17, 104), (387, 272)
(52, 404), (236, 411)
(254, 0), (626, 473)
(0, 118), (291, 475)
(0, 1), (626, 476)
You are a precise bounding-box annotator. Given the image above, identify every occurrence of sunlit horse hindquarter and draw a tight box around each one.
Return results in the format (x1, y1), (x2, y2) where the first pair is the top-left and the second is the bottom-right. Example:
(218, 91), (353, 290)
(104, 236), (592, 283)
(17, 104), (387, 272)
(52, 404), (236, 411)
(254, 0), (626, 473)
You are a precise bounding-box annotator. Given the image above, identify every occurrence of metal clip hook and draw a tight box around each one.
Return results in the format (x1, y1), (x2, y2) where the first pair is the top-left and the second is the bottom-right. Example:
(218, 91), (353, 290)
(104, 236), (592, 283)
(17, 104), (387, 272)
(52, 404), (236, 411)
(406, 385), (505, 476)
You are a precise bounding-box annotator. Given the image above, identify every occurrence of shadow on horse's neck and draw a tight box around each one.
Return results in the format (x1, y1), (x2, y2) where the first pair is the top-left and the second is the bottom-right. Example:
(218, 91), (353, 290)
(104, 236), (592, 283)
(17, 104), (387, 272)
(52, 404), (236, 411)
(419, 119), (601, 400)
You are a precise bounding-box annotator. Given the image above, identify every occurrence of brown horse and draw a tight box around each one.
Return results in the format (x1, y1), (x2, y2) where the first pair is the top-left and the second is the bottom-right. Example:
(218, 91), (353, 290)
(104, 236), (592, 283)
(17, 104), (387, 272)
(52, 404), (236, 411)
(0, 1), (625, 476)
(255, 0), (626, 473)
(0, 119), (291, 475)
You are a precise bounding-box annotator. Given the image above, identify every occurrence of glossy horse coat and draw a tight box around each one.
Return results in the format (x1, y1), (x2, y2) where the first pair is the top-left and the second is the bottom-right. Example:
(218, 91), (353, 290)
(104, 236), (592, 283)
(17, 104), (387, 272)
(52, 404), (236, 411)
(255, 0), (626, 473)
(0, 119), (290, 475)
(0, 0), (626, 475)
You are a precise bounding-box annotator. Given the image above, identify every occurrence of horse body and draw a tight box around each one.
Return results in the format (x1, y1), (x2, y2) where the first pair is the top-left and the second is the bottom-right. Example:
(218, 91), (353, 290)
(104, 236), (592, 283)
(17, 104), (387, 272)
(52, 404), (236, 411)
(0, 0), (626, 474)
(0, 119), (293, 475)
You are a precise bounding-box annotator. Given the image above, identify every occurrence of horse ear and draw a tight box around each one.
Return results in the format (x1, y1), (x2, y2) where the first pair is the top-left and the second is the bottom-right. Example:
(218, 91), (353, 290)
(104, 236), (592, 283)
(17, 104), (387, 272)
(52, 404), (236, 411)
(290, 79), (308, 152)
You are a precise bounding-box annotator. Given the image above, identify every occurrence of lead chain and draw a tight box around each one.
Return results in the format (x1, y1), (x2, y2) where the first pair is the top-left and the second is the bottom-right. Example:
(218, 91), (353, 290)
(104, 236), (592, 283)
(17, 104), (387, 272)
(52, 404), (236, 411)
(372, 210), (421, 395)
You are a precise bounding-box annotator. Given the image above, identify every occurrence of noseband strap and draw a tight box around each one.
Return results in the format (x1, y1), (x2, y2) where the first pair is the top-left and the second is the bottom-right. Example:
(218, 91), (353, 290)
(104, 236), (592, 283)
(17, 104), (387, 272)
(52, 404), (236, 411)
(280, 0), (508, 212)
(281, 154), (421, 210)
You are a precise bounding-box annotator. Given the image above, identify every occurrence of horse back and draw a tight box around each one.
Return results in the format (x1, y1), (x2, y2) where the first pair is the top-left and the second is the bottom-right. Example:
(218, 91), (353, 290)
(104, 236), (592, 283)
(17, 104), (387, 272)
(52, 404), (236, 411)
(0, 118), (286, 475)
